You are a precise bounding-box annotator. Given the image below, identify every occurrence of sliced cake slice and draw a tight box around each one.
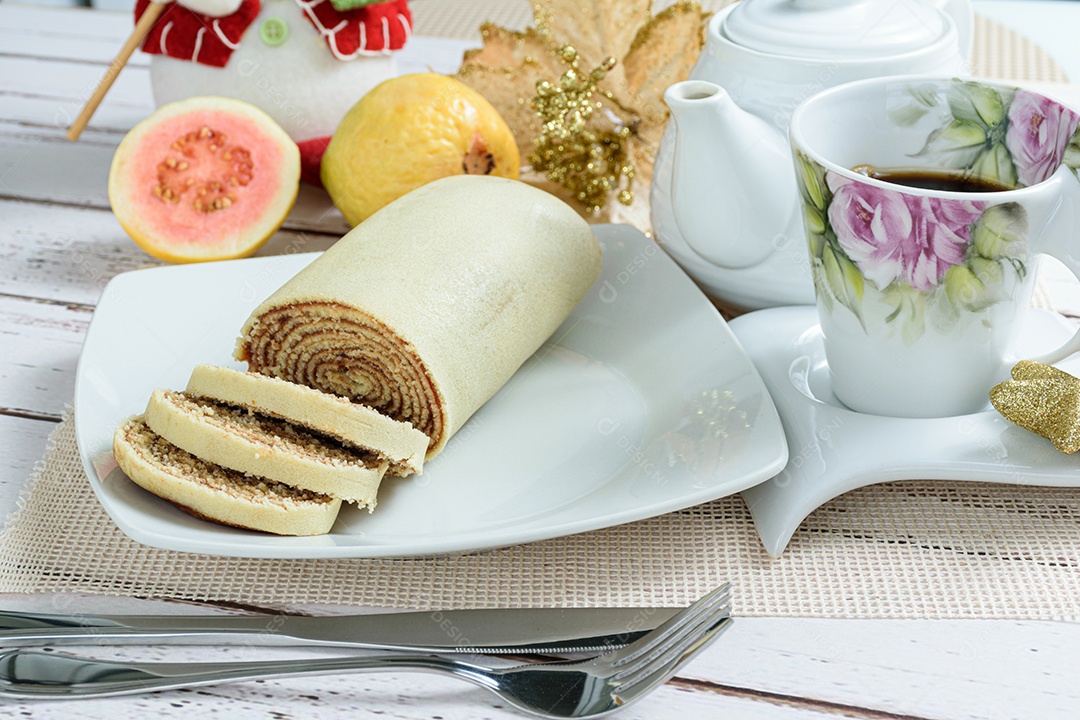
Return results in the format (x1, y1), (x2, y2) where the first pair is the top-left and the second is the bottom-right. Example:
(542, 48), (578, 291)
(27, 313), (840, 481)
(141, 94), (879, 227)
(144, 389), (388, 509)
(186, 364), (428, 476)
(113, 417), (341, 537)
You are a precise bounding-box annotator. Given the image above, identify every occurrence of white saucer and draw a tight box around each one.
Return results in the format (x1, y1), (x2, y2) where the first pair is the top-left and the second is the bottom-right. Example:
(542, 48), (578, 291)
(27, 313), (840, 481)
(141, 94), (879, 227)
(729, 306), (1080, 556)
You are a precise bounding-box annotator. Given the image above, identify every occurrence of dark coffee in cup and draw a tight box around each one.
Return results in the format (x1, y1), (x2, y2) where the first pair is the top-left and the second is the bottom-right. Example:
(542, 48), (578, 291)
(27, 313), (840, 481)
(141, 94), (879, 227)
(852, 165), (1014, 193)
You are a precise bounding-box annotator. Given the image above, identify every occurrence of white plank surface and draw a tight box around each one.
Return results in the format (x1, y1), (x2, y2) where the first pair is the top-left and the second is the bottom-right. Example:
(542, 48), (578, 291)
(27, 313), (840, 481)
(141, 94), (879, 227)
(0, 665), (848, 720)
(2, 2), (1080, 719)
(0, 415), (55, 508)
(0, 294), (87, 419)
(0, 616), (1076, 719)
(0, 199), (339, 306)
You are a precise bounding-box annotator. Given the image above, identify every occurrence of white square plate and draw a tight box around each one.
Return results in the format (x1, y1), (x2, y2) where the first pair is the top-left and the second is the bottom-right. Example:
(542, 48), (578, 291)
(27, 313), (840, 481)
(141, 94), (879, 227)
(74, 224), (787, 558)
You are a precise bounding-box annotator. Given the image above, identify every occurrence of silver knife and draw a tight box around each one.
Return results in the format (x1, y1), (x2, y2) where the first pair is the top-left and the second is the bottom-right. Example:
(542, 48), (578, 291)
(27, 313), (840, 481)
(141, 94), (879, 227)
(0, 607), (679, 654)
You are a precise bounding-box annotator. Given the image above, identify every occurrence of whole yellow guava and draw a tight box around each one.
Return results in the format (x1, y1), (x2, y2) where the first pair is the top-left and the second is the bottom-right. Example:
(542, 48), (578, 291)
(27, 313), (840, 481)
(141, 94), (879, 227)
(322, 74), (520, 226)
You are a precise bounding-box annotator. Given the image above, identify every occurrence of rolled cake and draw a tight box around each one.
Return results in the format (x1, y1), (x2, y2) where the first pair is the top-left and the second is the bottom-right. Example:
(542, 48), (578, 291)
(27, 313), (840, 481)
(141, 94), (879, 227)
(186, 364), (427, 475)
(114, 417), (341, 536)
(144, 389), (389, 508)
(235, 175), (602, 459)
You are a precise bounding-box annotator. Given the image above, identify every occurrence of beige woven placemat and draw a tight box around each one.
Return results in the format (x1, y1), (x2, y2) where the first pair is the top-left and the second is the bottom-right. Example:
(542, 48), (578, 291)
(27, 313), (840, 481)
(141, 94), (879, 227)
(2, 417), (1079, 619)
(1, 2), (1077, 619)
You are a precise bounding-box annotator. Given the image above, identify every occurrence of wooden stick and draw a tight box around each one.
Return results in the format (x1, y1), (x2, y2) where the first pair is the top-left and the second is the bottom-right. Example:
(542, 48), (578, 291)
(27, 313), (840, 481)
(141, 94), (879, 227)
(66, 1), (168, 142)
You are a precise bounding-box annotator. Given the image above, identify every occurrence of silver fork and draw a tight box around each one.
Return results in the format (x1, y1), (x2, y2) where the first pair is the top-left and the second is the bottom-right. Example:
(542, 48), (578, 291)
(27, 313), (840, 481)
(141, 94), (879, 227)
(0, 583), (732, 718)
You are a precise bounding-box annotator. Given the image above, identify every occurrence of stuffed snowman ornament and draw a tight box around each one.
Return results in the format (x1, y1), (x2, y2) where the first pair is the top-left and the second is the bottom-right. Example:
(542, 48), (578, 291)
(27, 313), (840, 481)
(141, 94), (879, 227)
(134, 0), (411, 184)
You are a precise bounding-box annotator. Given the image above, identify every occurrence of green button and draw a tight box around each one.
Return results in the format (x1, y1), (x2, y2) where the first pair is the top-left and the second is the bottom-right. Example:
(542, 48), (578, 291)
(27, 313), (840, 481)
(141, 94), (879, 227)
(259, 18), (288, 46)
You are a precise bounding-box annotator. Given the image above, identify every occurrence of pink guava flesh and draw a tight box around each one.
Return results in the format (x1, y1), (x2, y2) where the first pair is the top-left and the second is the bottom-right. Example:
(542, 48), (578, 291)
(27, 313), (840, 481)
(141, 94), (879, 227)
(124, 110), (287, 247)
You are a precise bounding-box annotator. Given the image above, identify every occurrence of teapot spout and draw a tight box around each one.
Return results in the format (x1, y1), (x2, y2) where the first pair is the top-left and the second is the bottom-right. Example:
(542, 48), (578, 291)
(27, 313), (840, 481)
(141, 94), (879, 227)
(665, 81), (799, 269)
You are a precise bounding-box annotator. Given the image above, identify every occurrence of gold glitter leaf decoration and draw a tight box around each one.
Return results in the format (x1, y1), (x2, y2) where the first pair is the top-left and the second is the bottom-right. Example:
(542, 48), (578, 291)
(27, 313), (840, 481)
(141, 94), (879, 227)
(989, 360), (1080, 454)
(530, 49), (632, 213)
(622, 2), (710, 140)
(461, 24), (557, 70)
(457, 0), (710, 226)
(534, 0), (651, 105)
(537, 0), (650, 67)
(457, 26), (564, 160)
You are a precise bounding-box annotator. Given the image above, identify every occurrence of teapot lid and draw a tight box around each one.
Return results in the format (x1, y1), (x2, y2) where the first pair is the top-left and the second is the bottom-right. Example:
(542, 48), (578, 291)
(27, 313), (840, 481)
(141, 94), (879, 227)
(722, 0), (950, 59)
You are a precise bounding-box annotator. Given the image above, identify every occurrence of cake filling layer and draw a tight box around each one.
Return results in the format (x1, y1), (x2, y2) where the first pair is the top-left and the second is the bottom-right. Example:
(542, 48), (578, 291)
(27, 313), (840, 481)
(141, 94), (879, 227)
(186, 364), (428, 476)
(239, 301), (444, 453)
(144, 389), (390, 508)
(118, 418), (334, 508)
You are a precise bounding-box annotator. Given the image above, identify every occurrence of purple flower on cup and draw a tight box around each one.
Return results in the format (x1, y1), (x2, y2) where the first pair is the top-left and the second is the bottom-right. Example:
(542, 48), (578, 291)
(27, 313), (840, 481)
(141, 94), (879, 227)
(1005, 90), (1080, 187)
(827, 172), (983, 292)
(826, 173), (911, 289)
(904, 196), (982, 291)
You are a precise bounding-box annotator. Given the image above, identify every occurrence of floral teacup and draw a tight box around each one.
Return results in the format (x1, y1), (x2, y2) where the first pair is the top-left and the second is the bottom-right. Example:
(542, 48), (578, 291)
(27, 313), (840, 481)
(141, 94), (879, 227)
(789, 76), (1080, 417)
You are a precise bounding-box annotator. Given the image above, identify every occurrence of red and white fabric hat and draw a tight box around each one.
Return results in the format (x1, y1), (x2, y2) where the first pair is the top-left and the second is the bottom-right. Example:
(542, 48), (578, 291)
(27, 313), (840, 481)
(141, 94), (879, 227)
(298, 0), (411, 60)
(135, 0), (411, 67)
(135, 0), (259, 68)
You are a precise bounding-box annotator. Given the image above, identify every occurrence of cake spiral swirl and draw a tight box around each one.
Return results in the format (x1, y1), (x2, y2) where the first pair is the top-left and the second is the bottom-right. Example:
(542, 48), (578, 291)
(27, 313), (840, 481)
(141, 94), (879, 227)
(236, 176), (602, 464)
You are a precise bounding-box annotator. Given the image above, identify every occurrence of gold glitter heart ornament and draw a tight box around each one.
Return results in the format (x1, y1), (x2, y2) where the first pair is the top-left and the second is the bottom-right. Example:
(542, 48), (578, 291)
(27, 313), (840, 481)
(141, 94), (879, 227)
(989, 361), (1080, 454)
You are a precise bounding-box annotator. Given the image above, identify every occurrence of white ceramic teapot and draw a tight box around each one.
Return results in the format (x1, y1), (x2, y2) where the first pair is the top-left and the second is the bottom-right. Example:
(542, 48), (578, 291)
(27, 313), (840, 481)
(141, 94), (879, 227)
(651, 0), (973, 310)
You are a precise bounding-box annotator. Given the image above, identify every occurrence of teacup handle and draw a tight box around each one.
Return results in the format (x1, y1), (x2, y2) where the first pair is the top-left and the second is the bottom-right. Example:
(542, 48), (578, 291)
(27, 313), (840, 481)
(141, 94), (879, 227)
(1028, 261), (1080, 365)
(1028, 170), (1080, 364)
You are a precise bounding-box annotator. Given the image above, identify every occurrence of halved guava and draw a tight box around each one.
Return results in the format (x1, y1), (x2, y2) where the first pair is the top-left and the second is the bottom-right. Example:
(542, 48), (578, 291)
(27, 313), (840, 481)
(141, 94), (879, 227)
(109, 97), (300, 263)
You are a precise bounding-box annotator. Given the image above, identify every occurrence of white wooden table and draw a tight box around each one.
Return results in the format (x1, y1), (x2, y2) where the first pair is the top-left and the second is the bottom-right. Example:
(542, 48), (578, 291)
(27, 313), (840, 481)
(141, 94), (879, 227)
(3, 2), (1080, 718)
